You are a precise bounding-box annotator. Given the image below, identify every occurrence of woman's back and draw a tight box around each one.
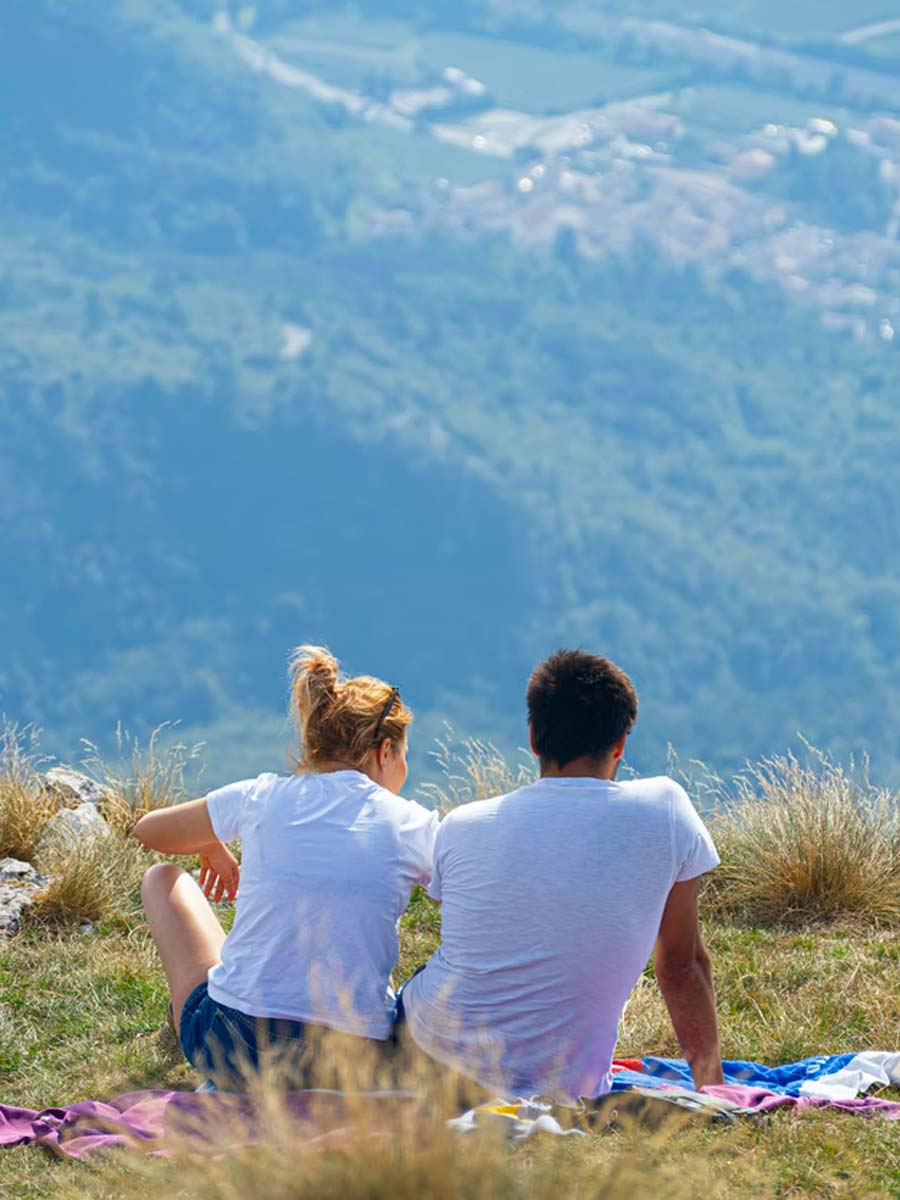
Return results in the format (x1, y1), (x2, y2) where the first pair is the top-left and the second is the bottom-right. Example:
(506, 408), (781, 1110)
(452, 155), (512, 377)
(207, 770), (437, 1039)
(136, 643), (429, 1085)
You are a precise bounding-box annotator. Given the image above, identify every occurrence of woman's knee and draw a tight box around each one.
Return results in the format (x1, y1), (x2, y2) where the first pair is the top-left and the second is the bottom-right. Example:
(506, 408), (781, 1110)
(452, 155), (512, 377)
(141, 860), (187, 904)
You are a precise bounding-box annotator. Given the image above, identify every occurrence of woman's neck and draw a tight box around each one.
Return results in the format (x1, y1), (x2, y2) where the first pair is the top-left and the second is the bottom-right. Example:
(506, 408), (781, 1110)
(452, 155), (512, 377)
(313, 760), (363, 775)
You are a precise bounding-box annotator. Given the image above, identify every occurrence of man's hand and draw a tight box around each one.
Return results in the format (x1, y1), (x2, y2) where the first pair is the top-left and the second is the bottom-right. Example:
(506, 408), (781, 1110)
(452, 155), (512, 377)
(654, 878), (724, 1090)
(198, 841), (240, 903)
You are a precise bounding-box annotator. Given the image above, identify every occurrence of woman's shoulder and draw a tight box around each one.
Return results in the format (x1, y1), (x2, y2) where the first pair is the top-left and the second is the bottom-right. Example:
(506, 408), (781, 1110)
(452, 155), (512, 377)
(389, 795), (440, 836)
(229, 771), (300, 803)
(357, 779), (438, 825)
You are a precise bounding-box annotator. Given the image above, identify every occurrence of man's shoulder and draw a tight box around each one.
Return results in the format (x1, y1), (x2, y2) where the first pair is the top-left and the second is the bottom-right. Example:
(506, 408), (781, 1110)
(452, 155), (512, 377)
(439, 784), (534, 830)
(614, 776), (694, 820)
(618, 775), (683, 801)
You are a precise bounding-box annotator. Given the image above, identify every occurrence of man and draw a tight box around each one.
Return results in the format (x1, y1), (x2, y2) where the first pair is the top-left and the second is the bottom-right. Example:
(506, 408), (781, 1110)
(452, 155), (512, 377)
(400, 648), (723, 1101)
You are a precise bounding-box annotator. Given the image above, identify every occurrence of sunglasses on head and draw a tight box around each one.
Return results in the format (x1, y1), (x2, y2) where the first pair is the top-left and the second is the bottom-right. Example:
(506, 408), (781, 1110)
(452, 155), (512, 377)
(373, 687), (400, 744)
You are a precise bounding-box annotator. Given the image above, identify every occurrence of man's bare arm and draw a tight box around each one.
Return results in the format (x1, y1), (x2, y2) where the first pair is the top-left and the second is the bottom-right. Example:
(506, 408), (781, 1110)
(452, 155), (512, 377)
(653, 878), (723, 1089)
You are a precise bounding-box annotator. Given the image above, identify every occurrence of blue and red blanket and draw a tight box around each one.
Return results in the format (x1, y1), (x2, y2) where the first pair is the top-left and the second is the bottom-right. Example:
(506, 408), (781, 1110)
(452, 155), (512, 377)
(608, 1051), (900, 1119)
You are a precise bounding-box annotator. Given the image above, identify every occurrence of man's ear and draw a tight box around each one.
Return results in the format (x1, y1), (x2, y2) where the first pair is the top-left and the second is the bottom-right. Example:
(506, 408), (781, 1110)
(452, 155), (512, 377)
(528, 727), (539, 757)
(612, 734), (627, 763)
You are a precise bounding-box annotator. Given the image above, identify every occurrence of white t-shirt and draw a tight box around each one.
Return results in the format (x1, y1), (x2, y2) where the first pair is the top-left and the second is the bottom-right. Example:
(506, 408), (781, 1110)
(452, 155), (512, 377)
(205, 770), (438, 1040)
(402, 775), (719, 1099)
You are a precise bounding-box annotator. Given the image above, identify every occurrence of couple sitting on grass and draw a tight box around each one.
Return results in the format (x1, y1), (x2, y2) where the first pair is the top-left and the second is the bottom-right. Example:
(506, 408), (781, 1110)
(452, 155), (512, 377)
(135, 645), (723, 1102)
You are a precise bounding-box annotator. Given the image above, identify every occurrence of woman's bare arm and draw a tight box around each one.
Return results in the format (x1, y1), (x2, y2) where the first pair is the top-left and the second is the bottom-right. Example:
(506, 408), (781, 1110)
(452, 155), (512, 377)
(134, 799), (239, 901)
(133, 798), (221, 855)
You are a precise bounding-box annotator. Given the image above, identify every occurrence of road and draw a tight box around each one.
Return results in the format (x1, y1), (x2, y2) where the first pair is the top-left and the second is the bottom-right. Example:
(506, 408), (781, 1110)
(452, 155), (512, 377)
(842, 18), (900, 45)
(560, 6), (900, 114)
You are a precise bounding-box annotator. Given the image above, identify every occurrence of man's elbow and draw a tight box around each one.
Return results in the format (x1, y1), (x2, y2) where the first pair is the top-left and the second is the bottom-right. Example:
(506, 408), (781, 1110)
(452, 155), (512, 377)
(655, 959), (694, 987)
(695, 939), (712, 975)
(655, 947), (709, 988)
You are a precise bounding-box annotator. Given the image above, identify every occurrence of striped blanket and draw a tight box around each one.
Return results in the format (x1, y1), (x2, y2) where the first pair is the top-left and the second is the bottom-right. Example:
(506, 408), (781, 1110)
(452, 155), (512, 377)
(605, 1051), (900, 1116)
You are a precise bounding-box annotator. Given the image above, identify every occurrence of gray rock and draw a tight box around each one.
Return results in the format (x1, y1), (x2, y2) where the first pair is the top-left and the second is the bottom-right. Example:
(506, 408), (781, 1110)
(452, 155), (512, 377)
(42, 767), (113, 810)
(37, 802), (110, 854)
(0, 859), (39, 884)
(0, 857), (47, 937)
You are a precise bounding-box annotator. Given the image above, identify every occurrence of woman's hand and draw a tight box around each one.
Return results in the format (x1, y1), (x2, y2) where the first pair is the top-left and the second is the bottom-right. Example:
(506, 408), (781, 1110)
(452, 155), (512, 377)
(198, 841), (240, 903)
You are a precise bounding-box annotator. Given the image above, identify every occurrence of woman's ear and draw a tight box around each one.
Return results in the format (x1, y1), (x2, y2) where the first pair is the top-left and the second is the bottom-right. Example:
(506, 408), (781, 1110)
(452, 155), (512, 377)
(377, 737), (393, 769)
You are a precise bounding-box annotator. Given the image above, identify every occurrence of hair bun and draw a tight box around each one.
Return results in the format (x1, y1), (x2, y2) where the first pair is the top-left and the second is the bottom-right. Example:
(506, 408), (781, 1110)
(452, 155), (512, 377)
(290, 645), (339, 730)
(288, 644), (413, 773)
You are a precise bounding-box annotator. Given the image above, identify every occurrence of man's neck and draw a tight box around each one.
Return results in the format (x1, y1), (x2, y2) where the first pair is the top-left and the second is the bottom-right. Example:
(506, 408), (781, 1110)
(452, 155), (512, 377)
(540, 754), (618, 781)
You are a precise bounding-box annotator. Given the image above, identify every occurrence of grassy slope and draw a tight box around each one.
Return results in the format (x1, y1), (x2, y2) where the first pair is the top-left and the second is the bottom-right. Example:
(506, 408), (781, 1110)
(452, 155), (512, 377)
(3, 892), (900, 1198)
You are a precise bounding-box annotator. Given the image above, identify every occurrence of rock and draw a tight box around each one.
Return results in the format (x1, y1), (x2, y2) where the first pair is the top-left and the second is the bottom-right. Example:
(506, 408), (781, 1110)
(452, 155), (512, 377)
(41, 767), (113, 810)
(37, 803), (111, 855)
(0, 858), (47, 937)
(0, 859), (38, 884)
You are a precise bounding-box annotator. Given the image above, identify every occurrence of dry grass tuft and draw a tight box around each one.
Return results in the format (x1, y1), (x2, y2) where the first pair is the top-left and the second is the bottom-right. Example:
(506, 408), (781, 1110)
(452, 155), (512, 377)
(0, 721), (60, 861)
(705, 750), (900, 926)
(420, 729), (536, 812)
(83, 724), (204, 834)
(32, 831), (152, 926)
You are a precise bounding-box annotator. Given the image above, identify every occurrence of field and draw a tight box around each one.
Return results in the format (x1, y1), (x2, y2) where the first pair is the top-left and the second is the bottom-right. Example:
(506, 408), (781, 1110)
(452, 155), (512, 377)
(665, 84), (855, 135)
(267, 18), (676, 113)
(3, 896), (900, 1197)
(415, 33), (673, 112)
(3, 744), (900, 1197)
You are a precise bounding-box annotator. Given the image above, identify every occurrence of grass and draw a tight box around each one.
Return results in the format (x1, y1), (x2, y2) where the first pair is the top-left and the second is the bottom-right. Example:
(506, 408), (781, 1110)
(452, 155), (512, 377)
(419, 731), (537, 811)
(0, 722), (196, 927)
(4, 907), (900, 1198)
(0, 724), (59, 862)
(81, 724), (205, 835)
(706, 750), (900, 925)
(31, 832), (152, 927)
(4, 735), (900, 1196)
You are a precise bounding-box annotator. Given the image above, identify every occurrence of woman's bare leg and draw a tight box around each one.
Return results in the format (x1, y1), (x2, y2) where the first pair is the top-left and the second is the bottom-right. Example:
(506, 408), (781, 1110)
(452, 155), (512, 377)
(141, 862), (227, 1028)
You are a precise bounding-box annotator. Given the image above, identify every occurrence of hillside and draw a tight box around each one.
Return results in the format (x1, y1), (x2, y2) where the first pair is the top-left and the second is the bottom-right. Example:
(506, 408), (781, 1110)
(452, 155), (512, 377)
(2, 0), (900, 786)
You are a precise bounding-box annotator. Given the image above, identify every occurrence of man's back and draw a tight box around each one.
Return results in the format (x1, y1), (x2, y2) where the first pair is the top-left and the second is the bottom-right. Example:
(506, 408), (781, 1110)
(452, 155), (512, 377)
(402, 775), (718, 1100)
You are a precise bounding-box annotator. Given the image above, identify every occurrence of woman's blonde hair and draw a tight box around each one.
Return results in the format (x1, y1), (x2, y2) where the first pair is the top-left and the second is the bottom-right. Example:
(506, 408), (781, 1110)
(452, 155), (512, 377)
(289, 645), (412, 772)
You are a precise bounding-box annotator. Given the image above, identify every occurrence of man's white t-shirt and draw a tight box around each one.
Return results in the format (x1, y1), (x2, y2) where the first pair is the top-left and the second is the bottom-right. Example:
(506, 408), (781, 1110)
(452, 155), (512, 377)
(205, 770), (438, 1040)
(402, 775), (719, 1099)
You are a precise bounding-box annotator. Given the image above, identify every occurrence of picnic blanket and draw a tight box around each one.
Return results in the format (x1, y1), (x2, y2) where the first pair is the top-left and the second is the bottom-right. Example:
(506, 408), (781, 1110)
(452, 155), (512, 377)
(605, 1052), (900, 1121)
(3, 1053), (899, 1159)
(0, 1088), (414, 1159)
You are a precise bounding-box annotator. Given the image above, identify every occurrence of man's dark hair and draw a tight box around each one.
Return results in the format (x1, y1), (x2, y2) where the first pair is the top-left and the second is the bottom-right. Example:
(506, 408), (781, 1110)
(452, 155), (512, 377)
(527, 649), (638, 768)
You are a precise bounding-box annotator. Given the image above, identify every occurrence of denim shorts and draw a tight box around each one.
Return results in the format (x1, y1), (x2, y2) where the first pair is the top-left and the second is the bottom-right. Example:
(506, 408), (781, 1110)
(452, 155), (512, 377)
(393, 963), (427, 1026)
(179, 983), (392, 1089)
(179, 982), (310, 1087)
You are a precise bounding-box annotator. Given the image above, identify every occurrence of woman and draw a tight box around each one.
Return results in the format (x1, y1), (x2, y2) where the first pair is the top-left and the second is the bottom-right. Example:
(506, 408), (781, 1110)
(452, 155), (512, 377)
(134, 645), (438, 1087)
